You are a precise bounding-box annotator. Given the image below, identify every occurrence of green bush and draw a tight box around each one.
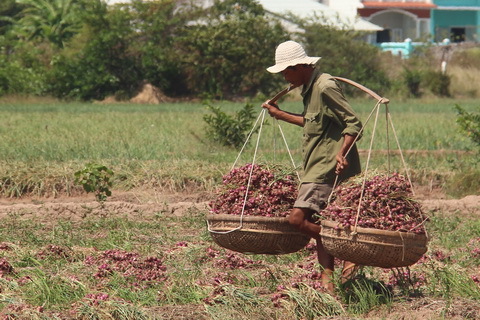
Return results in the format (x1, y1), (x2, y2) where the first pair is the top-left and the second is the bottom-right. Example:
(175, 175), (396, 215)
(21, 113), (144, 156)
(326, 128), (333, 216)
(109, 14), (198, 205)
(402, 67), (422, 97)
(125, 0), (190, 97)
(423, 70), (451, 97)
(203, 103), (257, 149)
(176, 0), (288, 99)
(455, 104), (480, 147)
(46, 3), (142, 101)
(0, 40), (48, 96)
(74, 163), (114, 203)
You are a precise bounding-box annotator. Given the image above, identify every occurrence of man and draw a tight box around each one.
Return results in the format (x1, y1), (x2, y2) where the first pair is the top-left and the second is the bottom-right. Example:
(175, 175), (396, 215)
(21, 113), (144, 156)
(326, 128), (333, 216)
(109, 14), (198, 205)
(262, 40), (362, 293)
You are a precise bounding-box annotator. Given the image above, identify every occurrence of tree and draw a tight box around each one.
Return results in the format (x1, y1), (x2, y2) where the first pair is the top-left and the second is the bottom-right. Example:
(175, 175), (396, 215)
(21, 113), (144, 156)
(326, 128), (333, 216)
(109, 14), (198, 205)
(10, 0), (86, 48)
(176, 0), (289, 98)
(126, 0), (193, 96)
(47, 0), (143, 100)
(298, 19), (390, 96)
(0, 0), (24, 35)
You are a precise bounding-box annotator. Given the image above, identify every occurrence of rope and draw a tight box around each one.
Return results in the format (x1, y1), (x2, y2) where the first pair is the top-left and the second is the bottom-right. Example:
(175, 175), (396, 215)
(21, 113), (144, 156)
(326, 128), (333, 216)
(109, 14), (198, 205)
(210, 78), (416, 237)
(387, 112), (416, 196)
(231, 109), (265, 170)
(208, 108), (300, 234)
(275, 119), (301, 181)
(325, 77), (418, 237)
(353, 101), (382, 233)
(385, 103), (391, 173)
(209, 85), (301, 234)
(327, 98), (385, 203)
(208, 109), (267, 234)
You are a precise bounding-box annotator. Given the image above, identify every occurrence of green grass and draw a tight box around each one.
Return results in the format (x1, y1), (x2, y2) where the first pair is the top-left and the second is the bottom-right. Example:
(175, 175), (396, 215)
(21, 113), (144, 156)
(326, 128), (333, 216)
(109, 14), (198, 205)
(0, 209), (478, 319)
(0, 97), (479, 318)
(0, 98), (478, 163)
(0, 97), (479, 198)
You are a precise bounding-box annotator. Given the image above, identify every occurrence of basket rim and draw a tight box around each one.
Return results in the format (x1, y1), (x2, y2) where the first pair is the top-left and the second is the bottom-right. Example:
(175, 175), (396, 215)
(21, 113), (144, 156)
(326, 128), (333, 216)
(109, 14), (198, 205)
(321, 219), (428, 239)
(206, 213), (289, 223)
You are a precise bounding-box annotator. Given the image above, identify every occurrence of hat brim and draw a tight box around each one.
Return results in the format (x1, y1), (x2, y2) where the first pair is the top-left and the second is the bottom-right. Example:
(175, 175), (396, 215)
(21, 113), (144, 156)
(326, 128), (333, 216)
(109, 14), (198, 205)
(266, 56), (321, 73)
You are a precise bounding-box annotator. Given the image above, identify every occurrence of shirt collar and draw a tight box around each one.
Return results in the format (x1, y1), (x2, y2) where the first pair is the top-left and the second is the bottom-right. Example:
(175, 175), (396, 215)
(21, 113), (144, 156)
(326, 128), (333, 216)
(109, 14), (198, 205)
(301, 62), (322, 98)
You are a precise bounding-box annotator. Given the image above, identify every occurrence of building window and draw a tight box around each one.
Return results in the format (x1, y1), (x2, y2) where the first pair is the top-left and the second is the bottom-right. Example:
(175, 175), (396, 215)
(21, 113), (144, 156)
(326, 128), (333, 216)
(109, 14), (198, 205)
(392, 28), (403, 42)
(451, 28), (466, 43)
(377, 29), (391, 42)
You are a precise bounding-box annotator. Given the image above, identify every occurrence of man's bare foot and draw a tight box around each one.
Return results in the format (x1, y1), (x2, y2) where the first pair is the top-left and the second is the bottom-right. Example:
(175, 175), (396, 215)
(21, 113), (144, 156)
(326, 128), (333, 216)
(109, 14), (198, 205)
(321, 270), (335, 294)
(341, 261), (360, 284)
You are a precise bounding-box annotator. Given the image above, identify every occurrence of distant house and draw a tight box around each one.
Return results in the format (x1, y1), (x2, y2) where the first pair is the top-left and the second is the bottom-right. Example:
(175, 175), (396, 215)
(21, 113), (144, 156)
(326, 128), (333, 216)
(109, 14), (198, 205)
(432, 0), (480, 42)
(355, 0), (437, 43)
(351, 0), (480, 43)
(255, 0), (383, 33)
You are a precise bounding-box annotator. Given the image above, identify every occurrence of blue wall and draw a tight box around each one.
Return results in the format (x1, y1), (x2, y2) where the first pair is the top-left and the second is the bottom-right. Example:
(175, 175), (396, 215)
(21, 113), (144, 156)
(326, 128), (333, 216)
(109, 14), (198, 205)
(433, 10), (477, 27)
(434, 0), (480, 6)
(431, 1), (480, 41)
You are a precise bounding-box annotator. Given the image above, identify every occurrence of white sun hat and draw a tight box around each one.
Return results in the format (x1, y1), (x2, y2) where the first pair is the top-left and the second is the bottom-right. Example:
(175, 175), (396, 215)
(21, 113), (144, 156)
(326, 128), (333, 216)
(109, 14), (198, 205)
(266, 40), (321, 73)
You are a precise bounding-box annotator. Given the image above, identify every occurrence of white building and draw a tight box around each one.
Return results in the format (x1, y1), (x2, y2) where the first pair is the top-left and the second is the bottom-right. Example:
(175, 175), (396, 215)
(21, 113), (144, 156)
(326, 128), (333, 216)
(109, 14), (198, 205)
(257, 0), (382, 32)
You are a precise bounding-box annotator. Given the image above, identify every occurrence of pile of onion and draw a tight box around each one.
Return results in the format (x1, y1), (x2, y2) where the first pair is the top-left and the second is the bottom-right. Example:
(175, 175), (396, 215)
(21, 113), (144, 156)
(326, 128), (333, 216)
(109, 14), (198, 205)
(318, 173), (427, 234)
(209, 163), (298, 217)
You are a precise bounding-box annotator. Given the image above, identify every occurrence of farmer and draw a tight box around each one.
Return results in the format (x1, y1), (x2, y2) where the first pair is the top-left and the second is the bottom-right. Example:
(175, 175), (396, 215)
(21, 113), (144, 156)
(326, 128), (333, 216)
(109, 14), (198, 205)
(262, 40), (362, 293)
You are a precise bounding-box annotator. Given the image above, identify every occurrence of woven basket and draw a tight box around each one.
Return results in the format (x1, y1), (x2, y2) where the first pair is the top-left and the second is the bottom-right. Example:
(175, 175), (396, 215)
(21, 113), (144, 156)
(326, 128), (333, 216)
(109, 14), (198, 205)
(320, 220), (428, 268)
(206, 214), (311, 255)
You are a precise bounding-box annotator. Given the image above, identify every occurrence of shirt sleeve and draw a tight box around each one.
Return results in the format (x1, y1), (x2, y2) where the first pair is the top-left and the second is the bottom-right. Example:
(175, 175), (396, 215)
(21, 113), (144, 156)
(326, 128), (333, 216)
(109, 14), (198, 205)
(321, 80), (363, 137)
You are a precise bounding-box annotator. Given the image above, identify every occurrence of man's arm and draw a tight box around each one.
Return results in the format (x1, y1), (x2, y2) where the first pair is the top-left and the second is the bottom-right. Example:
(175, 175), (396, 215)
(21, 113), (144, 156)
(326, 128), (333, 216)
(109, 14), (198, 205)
(261, 100), (304, 127)
(336, 134), (357, 174)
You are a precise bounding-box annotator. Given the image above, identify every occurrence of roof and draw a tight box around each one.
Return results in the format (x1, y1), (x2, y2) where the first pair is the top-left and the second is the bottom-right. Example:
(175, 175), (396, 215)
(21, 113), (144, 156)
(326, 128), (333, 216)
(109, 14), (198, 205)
(435, 6), (480, 10)
(360, 1), (437, 9)
(258, 0), (383, 31)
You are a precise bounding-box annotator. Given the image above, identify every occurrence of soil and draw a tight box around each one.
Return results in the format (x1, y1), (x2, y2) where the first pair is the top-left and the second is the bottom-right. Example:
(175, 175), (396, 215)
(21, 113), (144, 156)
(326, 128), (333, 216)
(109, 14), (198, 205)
(0, 189), (478, 320)
(0, 190), (212, 223)
(0, 188), (478, 222)
(3, 82), (479, 319)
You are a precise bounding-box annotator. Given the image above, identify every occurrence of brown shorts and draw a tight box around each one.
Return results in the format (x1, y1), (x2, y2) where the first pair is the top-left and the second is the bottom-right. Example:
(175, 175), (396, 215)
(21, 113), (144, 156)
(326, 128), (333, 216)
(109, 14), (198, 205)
(294, 183), (333, 214)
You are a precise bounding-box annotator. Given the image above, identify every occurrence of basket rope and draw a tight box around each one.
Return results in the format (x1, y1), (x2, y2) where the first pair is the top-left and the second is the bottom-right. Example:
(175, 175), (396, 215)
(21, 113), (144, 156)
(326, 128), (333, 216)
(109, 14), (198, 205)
(328, 77), (422, 237)
(207, 85), (299, 235)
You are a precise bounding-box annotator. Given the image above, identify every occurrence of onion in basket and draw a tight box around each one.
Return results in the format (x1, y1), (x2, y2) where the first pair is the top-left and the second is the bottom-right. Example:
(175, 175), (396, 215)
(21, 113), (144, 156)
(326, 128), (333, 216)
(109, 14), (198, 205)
(209, 163), (298, 217)
(317, 173), (428, 234)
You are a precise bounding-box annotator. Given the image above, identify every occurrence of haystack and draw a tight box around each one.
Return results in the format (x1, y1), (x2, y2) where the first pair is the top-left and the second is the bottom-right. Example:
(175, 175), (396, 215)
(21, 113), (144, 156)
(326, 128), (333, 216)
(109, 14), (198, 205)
(130, 83), (172, 104)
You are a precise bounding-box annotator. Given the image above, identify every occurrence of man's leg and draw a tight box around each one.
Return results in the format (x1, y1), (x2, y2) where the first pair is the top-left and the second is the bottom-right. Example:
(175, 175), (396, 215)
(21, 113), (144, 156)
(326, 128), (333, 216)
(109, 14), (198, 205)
(289, 207), (335, 293)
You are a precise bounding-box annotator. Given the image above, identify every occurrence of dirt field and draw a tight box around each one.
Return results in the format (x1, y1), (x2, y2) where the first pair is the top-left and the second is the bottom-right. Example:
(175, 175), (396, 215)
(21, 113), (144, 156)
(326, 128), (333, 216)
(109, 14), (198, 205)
(0, 188), (478, 320)
(0, 189), (478, 223)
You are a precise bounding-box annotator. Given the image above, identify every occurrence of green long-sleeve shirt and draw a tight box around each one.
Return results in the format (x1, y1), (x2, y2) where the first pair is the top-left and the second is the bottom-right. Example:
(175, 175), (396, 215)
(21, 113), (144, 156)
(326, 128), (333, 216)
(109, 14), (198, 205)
(300, 69), (362, 185)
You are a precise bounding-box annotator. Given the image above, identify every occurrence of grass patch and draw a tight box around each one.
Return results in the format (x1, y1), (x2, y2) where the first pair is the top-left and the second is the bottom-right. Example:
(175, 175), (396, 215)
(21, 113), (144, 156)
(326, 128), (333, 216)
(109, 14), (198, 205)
(0, 97), (479, 197)
(0, 208), (478, 319)
(0, 98), (479, 318)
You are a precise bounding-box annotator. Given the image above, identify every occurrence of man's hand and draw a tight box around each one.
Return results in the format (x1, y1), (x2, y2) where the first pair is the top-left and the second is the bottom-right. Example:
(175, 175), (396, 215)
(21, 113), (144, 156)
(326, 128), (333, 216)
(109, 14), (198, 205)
(261, 100), (280, 119)
(336, 134), (356, 175)
(335, 153), (349, 175)
(261, 101), (304, 127)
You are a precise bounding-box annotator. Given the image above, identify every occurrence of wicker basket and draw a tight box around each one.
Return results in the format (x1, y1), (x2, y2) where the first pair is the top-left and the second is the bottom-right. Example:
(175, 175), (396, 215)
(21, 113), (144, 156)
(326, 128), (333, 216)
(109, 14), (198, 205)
(206, 214), (311, 255)
(320, 220), (428, 268)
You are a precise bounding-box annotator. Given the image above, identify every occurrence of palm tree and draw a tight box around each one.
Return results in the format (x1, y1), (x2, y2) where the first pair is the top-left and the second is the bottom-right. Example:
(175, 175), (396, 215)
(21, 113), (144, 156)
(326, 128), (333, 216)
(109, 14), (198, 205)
(0, 0), (24, 35)
(12, 0), (87, 48)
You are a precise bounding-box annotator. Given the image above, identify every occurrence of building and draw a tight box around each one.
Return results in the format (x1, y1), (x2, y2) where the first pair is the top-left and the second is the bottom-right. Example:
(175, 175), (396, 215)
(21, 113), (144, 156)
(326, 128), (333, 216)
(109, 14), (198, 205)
(356, 0), (436, 42)
(320, 0), (479, 57)
(339, 0), (480, 43)
(432, 0), (480, 42)
(257, 0), (383, 33)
